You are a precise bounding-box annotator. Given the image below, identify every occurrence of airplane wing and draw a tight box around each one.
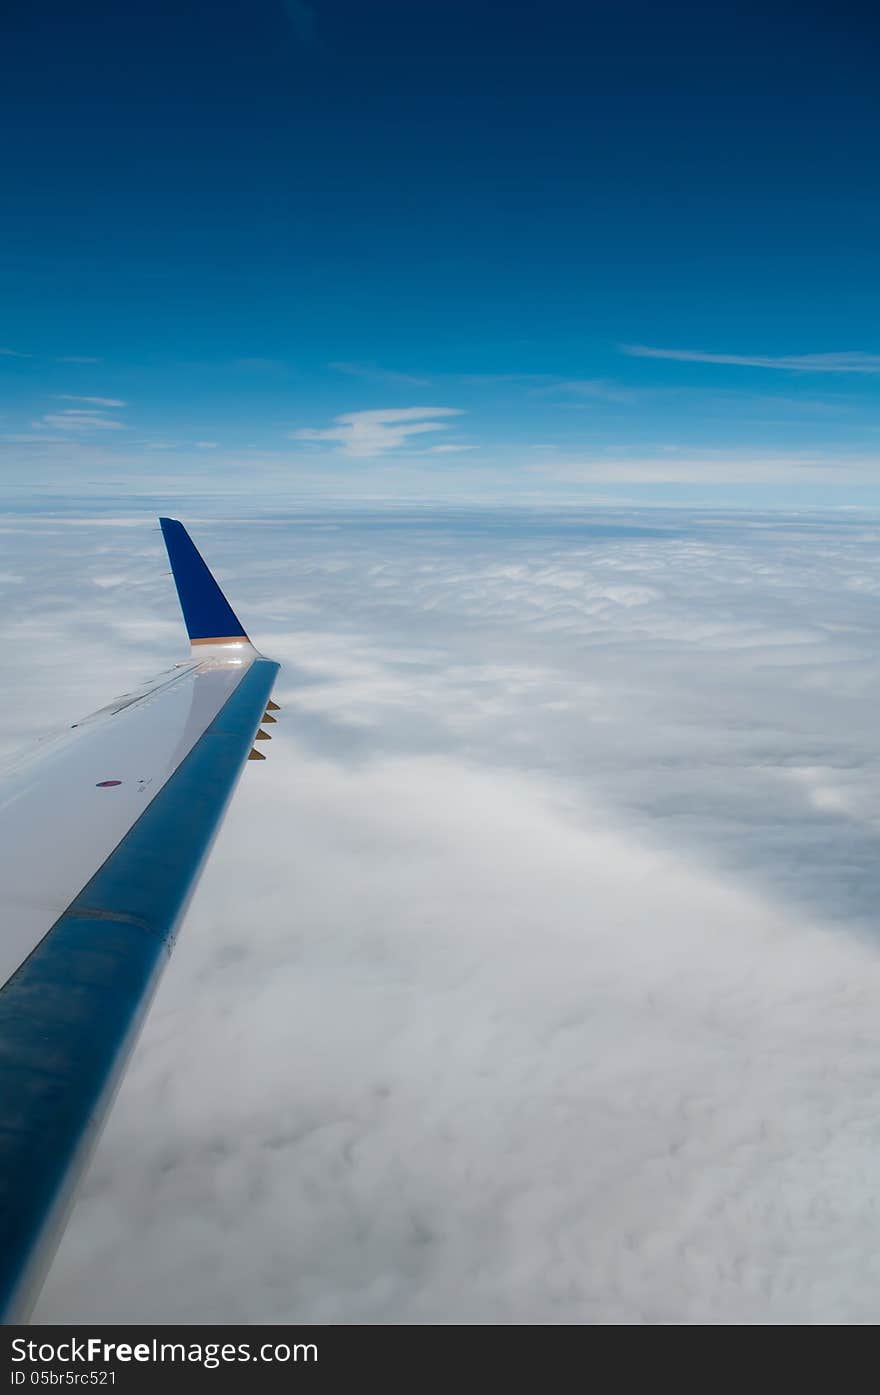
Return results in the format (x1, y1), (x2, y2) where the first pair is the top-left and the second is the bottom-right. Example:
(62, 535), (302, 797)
(0, 519), (279, 1320)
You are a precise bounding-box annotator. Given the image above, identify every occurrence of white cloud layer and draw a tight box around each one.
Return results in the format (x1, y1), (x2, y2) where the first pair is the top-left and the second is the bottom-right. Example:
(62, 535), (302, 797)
(294, 407), (464, 457)
(2, 507), (880, 1322)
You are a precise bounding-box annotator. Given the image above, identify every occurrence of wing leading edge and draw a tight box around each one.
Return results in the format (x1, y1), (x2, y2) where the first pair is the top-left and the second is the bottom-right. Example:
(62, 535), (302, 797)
(0, 520), (279, 1320)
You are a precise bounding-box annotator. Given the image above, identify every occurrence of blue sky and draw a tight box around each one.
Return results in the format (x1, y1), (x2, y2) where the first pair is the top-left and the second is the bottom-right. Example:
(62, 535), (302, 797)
(2, 0), (879, 506)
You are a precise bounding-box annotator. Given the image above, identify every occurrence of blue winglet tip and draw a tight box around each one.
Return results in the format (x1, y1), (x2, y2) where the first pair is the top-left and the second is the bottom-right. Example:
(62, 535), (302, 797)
(159, 517), (249, 644)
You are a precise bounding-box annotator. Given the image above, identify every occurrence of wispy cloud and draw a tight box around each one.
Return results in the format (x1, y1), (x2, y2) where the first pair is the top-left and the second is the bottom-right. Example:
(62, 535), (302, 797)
(329, 361), (431, 388)
(2, 433), (72, 444)
(35, 409), (124, 432)
(195, 441), (218, 449)
(0, 347), (31, 358)
(622, 345), (880, 374)
(425, 444), (477, 454)
(55, 394), (126, 408)
(455, 372), (547, 387)
(55, 356), (101, 365)
(233, 357), (291, 374)
(454, 371), (631, 400)
(293, 407), (464, 458)
(531, 377), (634, 403)
(281, 0), (320, 46)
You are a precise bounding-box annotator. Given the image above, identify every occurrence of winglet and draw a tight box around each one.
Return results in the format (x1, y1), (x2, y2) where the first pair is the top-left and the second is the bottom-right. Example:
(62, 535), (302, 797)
(159, 518), (250, 649)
